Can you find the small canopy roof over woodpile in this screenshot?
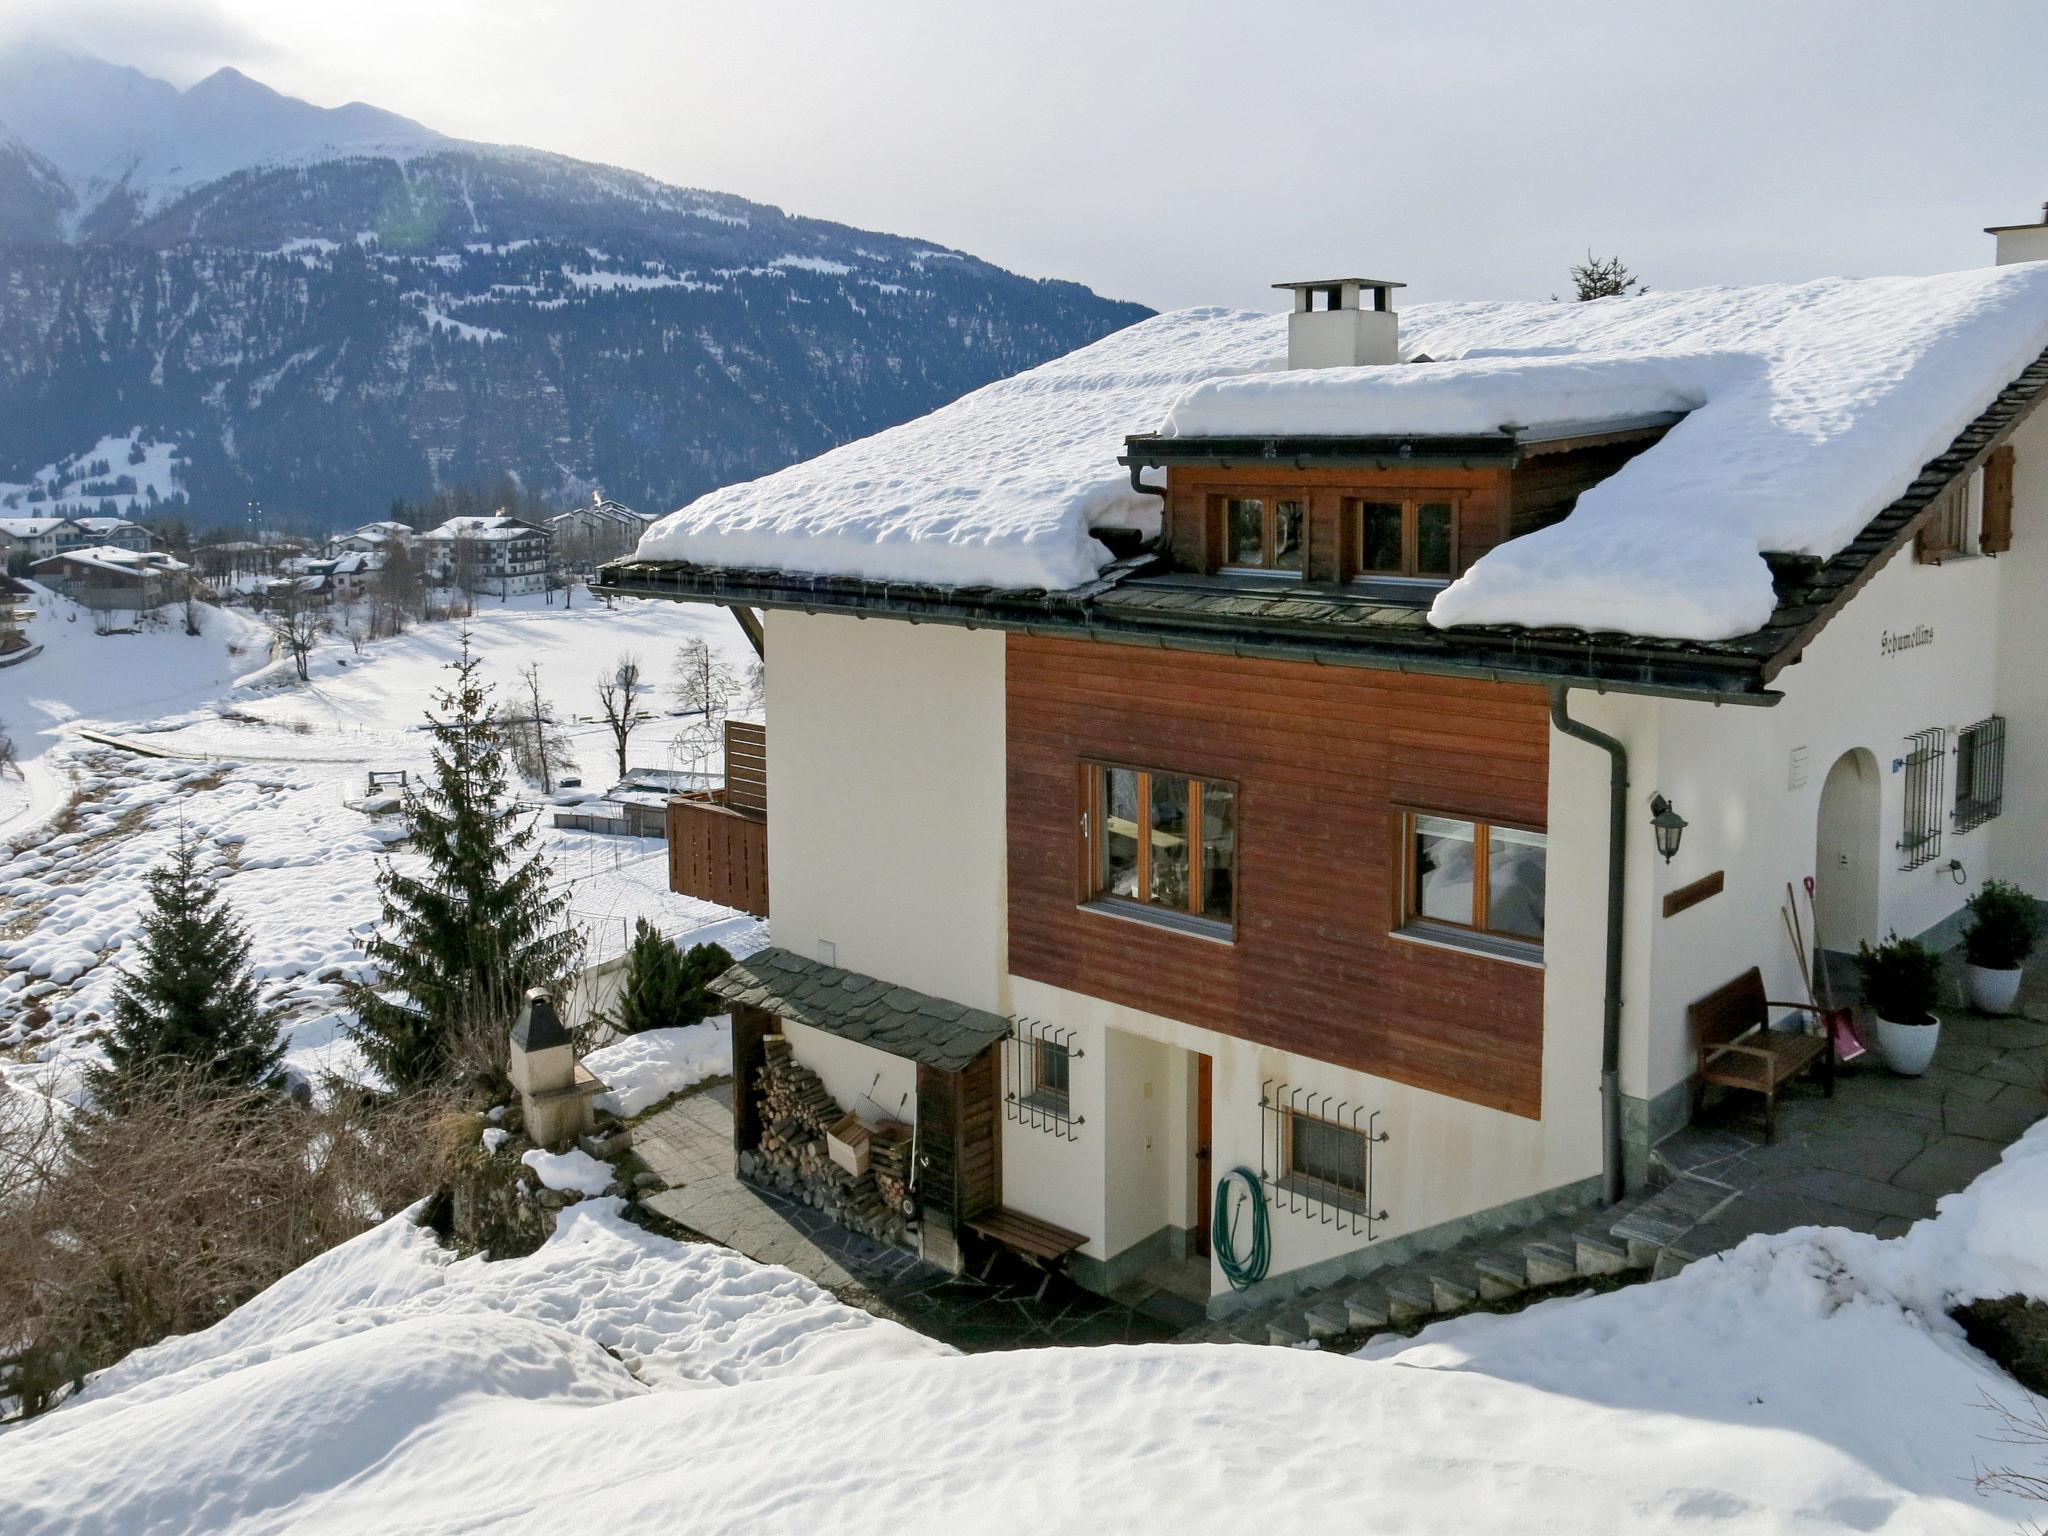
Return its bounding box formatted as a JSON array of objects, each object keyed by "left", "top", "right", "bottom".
[{"left": 709, "top": 947, "right": 1008, "bottom": 1072}]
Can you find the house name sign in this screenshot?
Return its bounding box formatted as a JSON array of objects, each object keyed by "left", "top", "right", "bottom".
[{"left": 1879, "top": 624, "right": 1934, "bottom": 658}]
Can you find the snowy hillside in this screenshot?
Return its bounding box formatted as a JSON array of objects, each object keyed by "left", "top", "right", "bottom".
[
  {"left": 2, "top": 1122, "right": 2044, "bottom": 1532},
  {"left": 0, "top": 592, "right": 764, "bottom": 1100}
]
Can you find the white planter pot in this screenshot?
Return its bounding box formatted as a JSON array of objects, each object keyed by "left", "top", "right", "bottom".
[
  {"left": 1871, "top": 1011, "right": 1941, "bottom": 1076},
  {"left": 1968, "top": 963, "right": 2025, "bottom": 1016}
]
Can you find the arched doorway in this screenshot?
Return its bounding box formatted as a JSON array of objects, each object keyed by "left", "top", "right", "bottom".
[{"left": 1813, "top": 748, "right": 1881, "bottom": 962}]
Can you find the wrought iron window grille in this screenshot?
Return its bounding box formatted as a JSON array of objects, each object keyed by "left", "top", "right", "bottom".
[
  {"left": 1003, "top": 1019, "right": 1083, "bottom": 1139},
  {"left": 1258, "top": 1080, "right": 1389, "bottom": 1239},
  {"left": 1896, "top": 727, "right": 1946, "bottom": 871},
  {"left": 1954, "top": 715, "right": 2007, "bottom": 833}
]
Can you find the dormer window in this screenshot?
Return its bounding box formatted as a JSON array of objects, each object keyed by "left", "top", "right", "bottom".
[
  {"left": 1222, "top": 497, "right": 1305, "bottom": 574},
  {"left": 1353, "top": 496, "right": 1457, "bottom": 581}
]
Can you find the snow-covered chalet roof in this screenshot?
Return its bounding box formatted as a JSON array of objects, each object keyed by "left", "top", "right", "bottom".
[
  {"left": 635, "top": 265, "right": 2048, "bottom": 643},
  {"left": 32, "top": 545, "right": 186, "bottom": 576}
]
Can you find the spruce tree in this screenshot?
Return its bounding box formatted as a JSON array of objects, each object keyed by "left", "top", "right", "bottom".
[
  {"left": 347, "top": 635, "right": 580, "bottom": 1089},
  {"left": 616, "top": 920, "right": 686, "bottom": 1034},
  {"left": 88, "top": 828, "right": 283, "bottom": 1109},
  {"left": 615, "top": 927, "right": 733, "bottom": 1034}
]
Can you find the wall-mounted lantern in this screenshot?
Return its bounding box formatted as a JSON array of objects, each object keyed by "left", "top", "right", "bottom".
[{"left": 1649, "top": 795, "right": 1688, "bottom": 864}]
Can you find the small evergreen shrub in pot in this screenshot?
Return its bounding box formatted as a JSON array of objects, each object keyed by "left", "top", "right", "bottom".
[
  {"left": 1855, "top": 932, "right": 1943, "bottom": 1076},
  {"left": 1962, "top": 879, "right": 2040, "bottom": 1016}
]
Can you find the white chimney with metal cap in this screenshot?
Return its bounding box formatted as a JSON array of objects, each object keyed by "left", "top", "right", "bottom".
[
  {"left": 1274, "top": 277, "right": 1403, "bottom": 369},
  {"left": 1988, "top": 204, "right": 2048, "bottom": 266}
]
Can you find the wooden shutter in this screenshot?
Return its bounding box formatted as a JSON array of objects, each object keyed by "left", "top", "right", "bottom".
[{"left": 1982, "top": 444, "right": 2016, "bottom": 554}]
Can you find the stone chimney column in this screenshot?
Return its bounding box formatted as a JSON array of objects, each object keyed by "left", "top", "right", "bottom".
[{"left": 508, "top": 988, "right": 598, "bottom": 1148}]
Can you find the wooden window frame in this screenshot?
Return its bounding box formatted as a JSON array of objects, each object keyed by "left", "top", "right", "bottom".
[
  {"left": 1030, "top": 1038, "right": 1071, "bottom": 1114},
  {"left": 1215, "top": 494, "right": 1308, "bottom": 576},
  {"left": 1393, "top": 807, "right": 1546, "bottom": 961},
  {"left": 1347, "top": 493, "right": 1463, "bottom": 582},
  {"left": 1916, "top": 473, "right": 1979, "bottom": 565},
  {"left": 1080, "top": 760, "right": 1239, "bottom": 939},
  {"left": 1282, "top": 1107, "right": 1369, "bottom": 1201}
]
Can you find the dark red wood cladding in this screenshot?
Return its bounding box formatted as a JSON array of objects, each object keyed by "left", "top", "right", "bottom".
[{"left": 1006, "top": 634, "right": 1551, "bottom": 1118}]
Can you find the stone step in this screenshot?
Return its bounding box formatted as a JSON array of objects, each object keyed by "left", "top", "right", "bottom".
[
  {"left": 1572, "top": 1228, "right": 1632, "bottom": 1278},
  {"left": 1341, "top": 1283, "right": 1391, "bottom": 1331},
  {"left": 1522, "top": 1239, "right": 1581, "bottom": 1288},
  {"left": 1382, "top": 1272, "right": 1440, "bottom": 1324},
  {"left": 1471, "top": 1249, "right": 1532, "bottom": 1300},
  {"left": 1265, "top": 1314, "right": 1309, "bottom": 1347},
  {"left": 1304, "top": 1296, "right": 1354, "bottom": 1340},
  {"left": 1428, "top": 1271, "right": 1480, "bottom": 1313},
  {"left": 1609, "top": 1173, "right": 1737, "bottom": 1255}
]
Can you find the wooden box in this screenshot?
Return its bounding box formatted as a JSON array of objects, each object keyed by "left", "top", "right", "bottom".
[{"left": 826, "top": 1112, "right": 873, "bottom": 1176}]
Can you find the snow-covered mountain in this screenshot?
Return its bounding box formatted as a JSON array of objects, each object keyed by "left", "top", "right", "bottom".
[
  {"left": 0, "top": 42, "right": 1149, "bottom": 528},
  {"left": 0, "top": 40, "right": 442, "bottom": 241}
]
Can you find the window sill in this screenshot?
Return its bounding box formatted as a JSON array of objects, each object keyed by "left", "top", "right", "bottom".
[
  {"left": 1012, "top": 1090, "right": 1074, "bottom": 1119},
  {"left": 1389, "top": 920, "right": 1544, "bottom": 969},
  {"left": 1217, "top": 566, "right": 1305, "bottom": 582},
  {"left": 1272, "top": 1172, "right": 1374, "bottom": 1217},
  {"left": 1079, "top": 897, "right": 1235, "bottom": 945}
]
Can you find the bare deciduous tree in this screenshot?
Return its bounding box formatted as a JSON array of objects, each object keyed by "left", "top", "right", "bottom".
[
  {"left": 595, "top": 653, "right": 648, "bottom": 780},
  {"left": 505, "top": 663, "right": 575, "bottom": 794},
  {"left": 267, "top": 581, "right": 322, "bottom": 683},
  {"left": 668, "top": 638, "right": 740, "bottom": 788}
]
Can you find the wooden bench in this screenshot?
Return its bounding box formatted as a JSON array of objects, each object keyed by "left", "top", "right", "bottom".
[
  {"left": 1687, "top": 967, "right": 1835, "bottom": 1139},
  {"left": 965, "top": 1207, "right": 1088, "bottom": 1300}
]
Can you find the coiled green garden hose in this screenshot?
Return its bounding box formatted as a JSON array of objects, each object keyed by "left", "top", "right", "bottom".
[{"left": 1213, "top": 1166, "right": 1270, "bottom": 1290}]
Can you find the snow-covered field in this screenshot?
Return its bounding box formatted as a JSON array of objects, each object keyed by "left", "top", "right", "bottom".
[
  {"left": 3, "top": 1112, "right": 2044, "bottom": 1532},
  {"left": 0, "top": 588, "right": 764, "bottom": 1102}
]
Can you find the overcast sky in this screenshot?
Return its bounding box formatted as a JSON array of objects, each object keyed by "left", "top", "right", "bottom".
[{"left": 4, "top": 0, "right": 2044, "bottom": 312}]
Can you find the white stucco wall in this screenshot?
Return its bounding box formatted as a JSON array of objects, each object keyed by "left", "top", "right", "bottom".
[
  {"left": 764, "top": 611, "right": 1008, "bottom": 1011},
  {"left": 1001, "top": 972, "right": 1599, "bottom": 1293},
  {"left": 781, "top": 1020, "right": 918, "bottom": 1127}
]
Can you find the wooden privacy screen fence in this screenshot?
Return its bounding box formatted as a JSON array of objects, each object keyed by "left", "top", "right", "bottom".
[{"left": 665, "top": 720, "right": 770, "bottom": 917}]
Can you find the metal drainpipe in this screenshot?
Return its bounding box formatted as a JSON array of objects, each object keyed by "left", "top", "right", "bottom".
[{"left": 1548, "top": 683, "right": 1628, "bottom": 1205}]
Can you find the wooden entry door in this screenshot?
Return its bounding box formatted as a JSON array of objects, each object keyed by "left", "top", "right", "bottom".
[{"left": 1193, "top": 1053, "right": 1214, "bottom": 1256}]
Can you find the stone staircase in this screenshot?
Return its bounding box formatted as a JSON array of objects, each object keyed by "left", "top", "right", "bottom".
[{"left": 1180, "top": 1169, "right": 1740, "bottom": 1348}]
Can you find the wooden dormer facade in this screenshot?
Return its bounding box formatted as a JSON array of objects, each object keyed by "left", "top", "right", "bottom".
[{"left": 1130, "top": 427, "right": 1672, "bottom": 590}]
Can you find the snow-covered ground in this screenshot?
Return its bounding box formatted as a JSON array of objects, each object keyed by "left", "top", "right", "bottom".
[
  {"left": 0, "top": 588, "right": 763, "bottom": 1103},
  {"left": 3, "top": 1114, "right": 2045, "bottom": 1532}
]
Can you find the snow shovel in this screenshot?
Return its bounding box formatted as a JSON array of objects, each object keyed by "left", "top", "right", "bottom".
[{"left": 1801, "top": 874, "right": 1868, "bottom": 1063}]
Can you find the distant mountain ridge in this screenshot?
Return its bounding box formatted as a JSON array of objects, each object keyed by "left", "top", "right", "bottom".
[{"left": 0, "top": 42, "right": 1150, "bottom": 529}]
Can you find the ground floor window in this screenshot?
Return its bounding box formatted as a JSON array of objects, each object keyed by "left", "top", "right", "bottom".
[
  {"left": 1955, "top": 715, "right": 2006, "bottom": 832},
  {"left": 1398, "top": 810, "right": 1546, "bottom": 954},
  {"left": 1085, "top": 762, "right": 1237, "bottom": 935},
  {"left": 1003, "top": 1021, "right": 1082, "bottom": 1138},
  {"left": 1258, "top": 1082, "right": 1388, "bottom": 1238}
]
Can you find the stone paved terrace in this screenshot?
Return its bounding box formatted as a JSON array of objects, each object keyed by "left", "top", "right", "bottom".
[
  {"left": 635, "top": 1082, "right": 1195, "bottom": 1351},
  {"left": 1635, "top": 963, "right": 2048, "bottom": 1263}
]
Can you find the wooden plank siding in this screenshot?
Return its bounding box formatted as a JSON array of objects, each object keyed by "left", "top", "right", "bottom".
[
  {"left": 1164, "top": 465, "right": 1512, "bottom": 582},
  {"left": 723, "top": 720, "right": 769, "bottom": 816},
  {"left": 1005, "top": 633, "right": 1551, "bottom": 1118},
  {"left": 666, "top": 797, "right": 770, "bottom": 917},
  {"left": 914, "top": 1048, "right": 1003, "bottom": 1224}
]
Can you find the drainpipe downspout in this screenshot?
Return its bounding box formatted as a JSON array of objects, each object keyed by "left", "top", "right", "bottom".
[{"left": 1548, "top": 684, "right": 1627, "bottom": 1206}]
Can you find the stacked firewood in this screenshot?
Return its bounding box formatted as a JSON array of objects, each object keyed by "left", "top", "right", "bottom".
[
  {"left": 740, "top": 1037, "right": 918, "bottom": 1250},
  {"left": 870, "top": 1123, "right": 914, "bottom": 1219}
]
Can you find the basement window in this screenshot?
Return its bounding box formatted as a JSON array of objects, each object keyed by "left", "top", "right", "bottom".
[
  {"left": 1083, "top": 763, "right": 1237, "bottom": 936},
  {"left": 1396, "top": 811, "right": 1546, "bottom": 959},
  {"left": 1005, "top": 1020, "right": 1082, "bottom": 1138},
  {"left": 1287, "top": 1110, "right": 1369, "bottom": 1196}
]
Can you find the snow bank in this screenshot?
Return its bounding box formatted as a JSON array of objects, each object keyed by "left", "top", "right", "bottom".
[
  {"left": 586, "top": 1019, "right": 731, "bottom": 1117},
  {"left": 7, "top": 1127, "right": 2048, "bottom": 1531},
  {"left": 635, "top": 307, "right": 1283, "bottom": 590},
  {"left": 1170, "top": 266, "right": 2048, "bottom": 639},
  {"left": 521, "top": 1146, "right": 614, "bottom": 1196}
]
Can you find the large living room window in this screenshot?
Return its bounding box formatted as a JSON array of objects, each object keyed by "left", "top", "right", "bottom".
[
  {"left": 1222, "top": 497, "right": 1306, "bottom": 574},
  {"left": 1352, "top": 497, "right": 1456, "bottom": 581},
  {"left": 1086, "top": 763, "right": 1237, "bottom": 935},
  {"left": 1398, "top": 810, "right": 1546, "bottom": 957}
]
